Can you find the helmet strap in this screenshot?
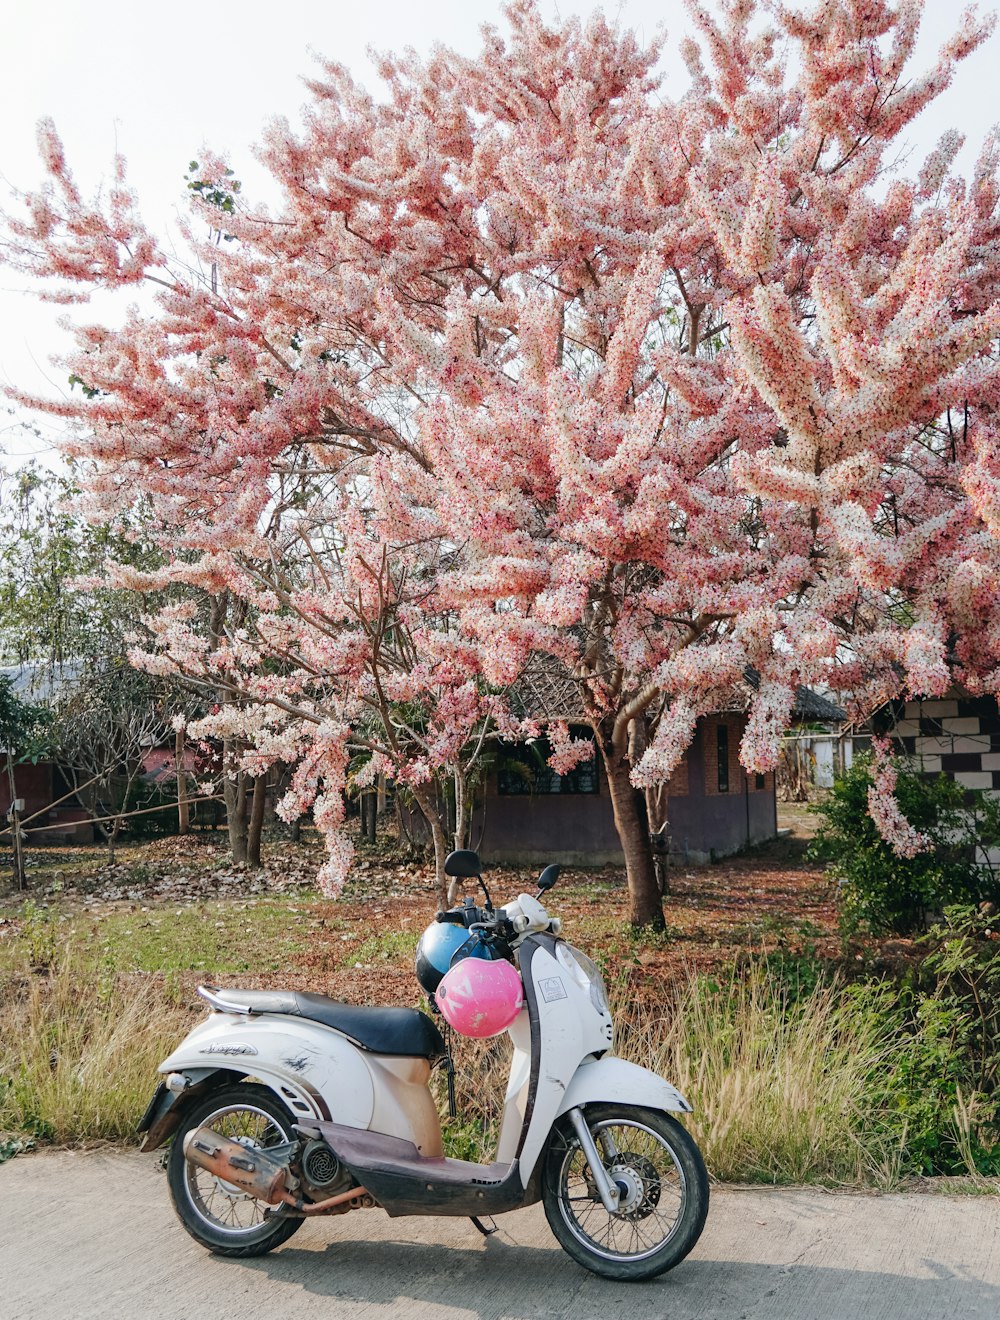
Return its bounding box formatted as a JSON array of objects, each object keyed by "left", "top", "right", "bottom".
[{"left": 442, "top": 1020, "right": 458, "bottom": 1120}]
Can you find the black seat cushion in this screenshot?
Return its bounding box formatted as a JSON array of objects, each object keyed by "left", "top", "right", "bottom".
[{"left": 210, "top": 988, "right": 446, "bottom": 1059}]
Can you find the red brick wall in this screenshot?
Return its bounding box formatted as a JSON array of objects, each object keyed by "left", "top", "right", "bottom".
[{"left": 667, "top": 754, "right": 690, "bottom": 797}]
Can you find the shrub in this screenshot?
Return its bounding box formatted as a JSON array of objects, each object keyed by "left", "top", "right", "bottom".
[{"left": 809, "top": 756, "right": 1000, "bottom": 935}]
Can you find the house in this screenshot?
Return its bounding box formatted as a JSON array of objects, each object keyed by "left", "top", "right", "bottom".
[
  {"left": 876, "top": 691, "right": 1000, "bottom": 870},
  {"left": 0, "top": 661, "right": 94, "bottom": 843},
  {"left": 471, "top": 679, "right": 846, "bottom": 867}
]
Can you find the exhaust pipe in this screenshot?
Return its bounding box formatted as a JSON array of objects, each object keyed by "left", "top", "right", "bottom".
[
  {"left": 183, "top": 1127, "right": 293, "bottom": 1205},
  {"left": 182, "top": 1126, "right": 372, "bottom": 1216}
]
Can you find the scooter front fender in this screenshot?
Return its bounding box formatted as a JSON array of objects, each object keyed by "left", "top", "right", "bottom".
[{"left": 556, "top": 1056, "right": 692, "bottom": 1119}]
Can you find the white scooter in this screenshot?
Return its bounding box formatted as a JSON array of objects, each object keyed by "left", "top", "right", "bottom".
[{"left": 139, "top": 851, "right": 709, "bottom": 1281}]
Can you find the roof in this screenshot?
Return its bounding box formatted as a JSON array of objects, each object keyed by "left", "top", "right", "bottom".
[
  {"left": 790, "top": 686, "right": 847, "bottom": 722},
  {"left": 0, "top": 660, "right": 84, "bottom": 707},
  {"left": 509, "top": 656, "right": 846, "bottom": 725},
  {"left": 743, "top": 667, "right": 846, "bottom": 722}
]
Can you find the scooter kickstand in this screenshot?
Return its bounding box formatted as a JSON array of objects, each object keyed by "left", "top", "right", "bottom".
[{"left": 470, "top": 1215, "right": 499, "bottom": 1237}]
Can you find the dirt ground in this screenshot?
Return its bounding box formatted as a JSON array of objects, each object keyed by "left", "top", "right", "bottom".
[{"left": 1, "top": 802, "right": 838, "bottom": 1009}]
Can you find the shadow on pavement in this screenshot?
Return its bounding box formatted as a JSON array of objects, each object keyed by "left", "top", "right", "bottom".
[{"left": 239, "top": 1232, "right": 1000, "bottom": 1319}]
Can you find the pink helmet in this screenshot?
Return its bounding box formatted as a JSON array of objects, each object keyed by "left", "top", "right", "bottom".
[{"left": 434, "top": 956, "right": 524, "bottom": 1038}]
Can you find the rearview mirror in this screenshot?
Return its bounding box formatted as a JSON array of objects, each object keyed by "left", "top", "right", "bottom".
[
  {"left": 444, "top": 849, "right": 482, "bottom": 878},
  {"left": 537, "top": 863, "right": 561, "bottom": 892}
]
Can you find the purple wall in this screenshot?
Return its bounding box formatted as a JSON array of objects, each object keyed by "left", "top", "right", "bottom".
[
  {"left": 474, "top": 757, "right": 623, "bottom": 866},
  {"left": 665, "top": 723, "right": 777, "bottom": 864},
  {"left": 474, "top": 719, "right": 777, "bottom": 868}
]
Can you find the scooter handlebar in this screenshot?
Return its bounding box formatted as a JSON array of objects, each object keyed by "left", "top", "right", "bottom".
[{"left": 435, "top": 909, "right": 468, "bottom": 925}]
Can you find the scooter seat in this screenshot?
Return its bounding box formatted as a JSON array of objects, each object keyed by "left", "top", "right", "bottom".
[{"left": 208, "top": 988, "right": 447, "bottom": 1059}]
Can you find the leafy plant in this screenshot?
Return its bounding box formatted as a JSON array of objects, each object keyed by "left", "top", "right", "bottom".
[
  {"left": 810, "top": 756, "right": 1000, "bottom": 935},
  {"left": 18, "top": 901, "right": 58, "bottom": 972},
  {"left": 0, "top": 1137, "right": 33, "bottom": 1164}
]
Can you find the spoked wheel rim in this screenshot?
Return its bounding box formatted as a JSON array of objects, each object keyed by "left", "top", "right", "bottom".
[
  {"left": 183, "top": 1102, "right": 291, "bottom": 1237},
  {"left": 555, "top": 1118, "right": 687, "bottom": 1262}
]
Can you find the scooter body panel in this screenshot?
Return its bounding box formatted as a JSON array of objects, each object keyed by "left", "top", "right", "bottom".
[
  {"left": 159, "top": 1011, "right": 446, "bottom": 1154},
  {"left": 513, "top": 937, "right": 616, "bottom": 1184},
  {"left": 158, "top": 1011, "right": 377, "bottom": 1129}
]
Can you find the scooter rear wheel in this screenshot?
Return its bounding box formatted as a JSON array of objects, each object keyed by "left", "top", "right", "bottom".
[
  {"left": 542, "top": 1103, "right": 709, "bottom": 1281},
  {"left": 167, "top": 1082, "right": 304, "bottom": 1257}
]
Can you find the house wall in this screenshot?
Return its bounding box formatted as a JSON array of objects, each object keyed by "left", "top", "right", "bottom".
[
  {"left": 475, "top": 756, "right": 624, "bottom": 866},
  {"left": 666, "top": 718, "right": 776, "bottom": 864},
  {"left": 476, "top": 713, "right": 778, "bottom": 868},
  {"left": 0, "top": 757, "right": 93, "bottom": 843},
  {"left": 887, "top": 695, "right": 1000, "bottom": 869},
  {"left": 0, "top": 759, "right": 53, "bottom": 818}
]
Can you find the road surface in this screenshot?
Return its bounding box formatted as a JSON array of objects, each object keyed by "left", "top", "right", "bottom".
[{"left": 2, "top": 1149, "right": 998, "bottom": 1319}]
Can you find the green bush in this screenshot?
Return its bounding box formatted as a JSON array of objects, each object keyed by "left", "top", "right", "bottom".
[
  {"left": 809, "top": 756, "right": 1000, "bottom": 935},
  {"left": 855, "top": 905, "right": 1000, "bottom": 1177}
]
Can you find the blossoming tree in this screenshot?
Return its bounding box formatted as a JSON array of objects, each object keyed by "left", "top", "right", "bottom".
[{"left": 4, "top": 0, "right": 1000, "bottom": 925}]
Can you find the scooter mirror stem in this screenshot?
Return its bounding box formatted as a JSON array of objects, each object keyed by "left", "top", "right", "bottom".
[{"left": 477, "top": 875, "right": 494, "bottom": 911}]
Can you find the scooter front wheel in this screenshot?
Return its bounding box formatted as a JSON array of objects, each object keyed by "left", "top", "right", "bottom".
[
  {"left": 167, "top": 1082, "right": 304, "bottom": 1257},
  {"left": 542, "top": 1103, "right": 709, "bottom": 1281}
]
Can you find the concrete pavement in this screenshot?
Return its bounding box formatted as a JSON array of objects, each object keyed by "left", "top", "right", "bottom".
[{"left": 1, "top": 1149, "right": 999, "bottom": 1319}]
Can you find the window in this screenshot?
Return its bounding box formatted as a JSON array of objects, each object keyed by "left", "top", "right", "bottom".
[
  {"left": 497, "top": 732, "right": 599, "bottom": 796},
  {"left": 755, "top": 772, "right": 766, "bottom": 791},
  {"left": 717, "top": 724, "right": 730, "bottom": 794}
]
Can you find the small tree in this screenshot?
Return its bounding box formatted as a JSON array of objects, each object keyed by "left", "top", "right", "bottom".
[
  {"left": 52, "top": 664, "right": 164, "bottom": 861},
  {"left": 0, "top": 676, "right": 52, "bottom": 889}
]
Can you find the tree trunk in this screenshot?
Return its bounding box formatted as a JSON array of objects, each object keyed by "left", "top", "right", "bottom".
[
  {"left": 223, "top": 746, "right": 248, "bottom": 866},
  {"left": 247, "top": 772, "right": 267, "bottom": 869},
  {"left": 107, "top": 813, "right": 122, "bottom": 864},
  {"left": 175, "top": 727, "right": 190, "bottom": 835},
  {"left": 395, "top": 794, "right": 414, "bottom": 853},
  {"left": 599, "top": 737, "right": 665, "bottom": 929},
  {"left": 644, "top": 787, "right": 670, "bottom": 898},
  {"left": 453, "top": 768, "right": 468, "bottom": 852},
  {"left": 411, "top": 783, "right": 449, "bottom": 909},
  {"left": 361, "top": 791, "right": 377, "bottom": 844}
]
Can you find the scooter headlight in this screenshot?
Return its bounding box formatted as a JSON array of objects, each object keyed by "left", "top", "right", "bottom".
[{"left": 555, "top": 942, "right": 610, "bottom": 1014}]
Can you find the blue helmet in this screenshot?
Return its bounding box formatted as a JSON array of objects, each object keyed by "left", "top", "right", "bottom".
[{"left": 415, "top": 919, "right": 492, "bottom": 996}]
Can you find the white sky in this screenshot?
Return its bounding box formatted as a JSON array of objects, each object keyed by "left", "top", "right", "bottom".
[{"left": 1, "top": 0, "right": 996, "bottom": 467}]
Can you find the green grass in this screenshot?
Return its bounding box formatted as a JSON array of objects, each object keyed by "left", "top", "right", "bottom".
[
  {"left": 345, "top": 928, "right": 419, "bottom": 969},
  {"left": 1, "top": 898, "right": 318, "bottom": 978}
]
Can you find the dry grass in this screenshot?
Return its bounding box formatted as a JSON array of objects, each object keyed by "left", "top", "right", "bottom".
[
  {"left": 0, "top": 957, "right": 903, "bottom": 1183},
  {"left": 0, "top": 961, "right": 193, "bottom": 1143},
  {"left": 438, "top": 968, "right": 912, "bottom": 1186},
  {"left": 615, "top": 971, "right": 907, "bottom": 1187},
  {"left": 0, "top": 934, "right": 971, "bottom": 1189}
]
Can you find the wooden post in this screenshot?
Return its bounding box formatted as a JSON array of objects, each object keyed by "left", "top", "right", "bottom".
[
  {"left": 4, "top": 755, "right": 26, "bottom": 891},
  {"left": 175, "top": 727, "right": 190, "bottom": 835}
]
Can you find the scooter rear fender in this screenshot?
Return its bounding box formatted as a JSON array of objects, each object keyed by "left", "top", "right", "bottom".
[{"left": 556, "top": 1056, "right": 692, "bottom": 1120}]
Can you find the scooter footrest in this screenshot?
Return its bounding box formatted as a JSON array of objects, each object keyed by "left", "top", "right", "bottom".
[
  {"left": 314, "top": 1121, "right": 507, "bottom": 1185},
  {"left": 313, "top": 1120, "right": 523, "bottom": 1217}
]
